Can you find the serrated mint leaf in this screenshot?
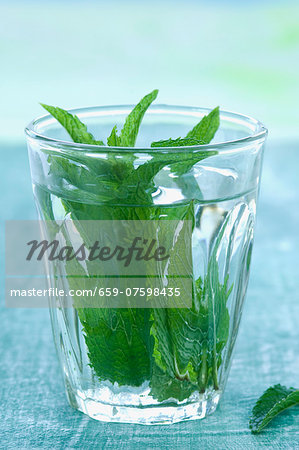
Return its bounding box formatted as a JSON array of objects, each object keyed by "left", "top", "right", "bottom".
[
  {"left": 186, "top": 106, "right": 220, "bottom": 144},
  {"left": 132, "top": 150, "right": 215, "bottom": 187},
  {"left": 151, "top": 137, "right": 204, "bottom": 147},
  {"left": 78, "top": 306, "right": 154, "bottom": 386},
  {"left": 150, "top": 107, "right": 219, "bottom": 176},
  {"left": 119, "top": 89, "right": 158, "bottom": 147},
  {"left": 249, "top": 384, "right": 299, "bottom": 434},
  {"left": 107, "top": 125, "right": 121, "bottom": 146},
  {"left": 47, "top": 154, "right": 119, "bottom": 203},
  {"left": 170, "top": 150, "right": 217, "bottom": 176},
  {"left": 150, "top": 204, "right": 232, "bottom": 399},
  {"left": 40, "top": 104, "right": 104, "bottom": 145},
  {"left": 149, "top": 365, "right": 197, "bottom": 402}
]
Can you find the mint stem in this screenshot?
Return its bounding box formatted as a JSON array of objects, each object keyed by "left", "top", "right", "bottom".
[{"left": 198, "top": 347, "right": 208, "bottom": 393}]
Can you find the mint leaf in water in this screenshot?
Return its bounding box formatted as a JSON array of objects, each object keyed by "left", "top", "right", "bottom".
[
  {"left": 132, "top": 150, "right": 217, "bottom": 188},
  {"left": 150, "top": 365, "right": 197, "bottom": 402},
  {"left": 249, "top": 384, "right": 299, "bottom": 434},
  {"left": 77, "top": 306, "right": 154, "bottom": 386},
  {"left": 149, "top": 204, "right": 232, "bottom": 401},
  {"left": 40, "top": 104, "right": 104, "bottom": 145}
]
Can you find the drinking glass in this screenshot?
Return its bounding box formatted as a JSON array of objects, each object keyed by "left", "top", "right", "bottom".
[{"left": 25, "top": 105, "right": 267, "bottom": 424}]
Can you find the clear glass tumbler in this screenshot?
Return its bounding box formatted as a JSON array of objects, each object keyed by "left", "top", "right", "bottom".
[{"left": 25, "top": 105, "right": 267, "bottom": 424}]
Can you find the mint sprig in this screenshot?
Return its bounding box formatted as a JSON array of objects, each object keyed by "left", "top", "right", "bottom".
[{"left": 250, "top": 384, "right": 299, "bottom": 434}]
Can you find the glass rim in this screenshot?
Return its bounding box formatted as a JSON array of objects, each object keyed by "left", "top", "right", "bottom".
[{"left": 25, "top": 104, "right": 268, "bottom": 154}]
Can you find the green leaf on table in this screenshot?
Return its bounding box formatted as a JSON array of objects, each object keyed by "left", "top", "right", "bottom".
[
  {"left": 119, "top": 89, "right": 158, "bottom": 146},
  {"left": 249, "top": 384, "right": 299, "bottom": 434},
  {"left": 186, "top": 106, "right": 220, "bottom": 144},
  {"left": 40, "top": 104, "right": 104, "bottom": 145}
]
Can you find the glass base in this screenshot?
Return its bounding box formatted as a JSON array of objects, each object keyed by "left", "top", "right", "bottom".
[{"left": 66, "top": 386, "right": 221, "bottom": 425}]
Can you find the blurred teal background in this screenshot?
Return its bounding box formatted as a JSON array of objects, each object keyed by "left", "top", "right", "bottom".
[
  {"left": 1, "top": 0, "right": 299, "bottom": 144},
  {"left": 0, "top": 1, "right": 298, "bottom": 448}
]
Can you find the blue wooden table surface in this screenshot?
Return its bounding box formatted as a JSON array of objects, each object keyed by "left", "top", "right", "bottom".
[{"left": 0, "top": 138, "right": 298, "bottom": 449}]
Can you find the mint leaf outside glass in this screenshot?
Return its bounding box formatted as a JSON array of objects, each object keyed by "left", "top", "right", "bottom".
[{"left": 250, "top": 384, "right": 299, "bottom": 434}]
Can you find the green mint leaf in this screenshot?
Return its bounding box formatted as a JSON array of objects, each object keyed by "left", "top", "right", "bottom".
[
  {"left": 170, "top": 150, "right": 217, "bottom": 176},
  {"left": 151, "top": 107, "right": 220, "bottom": 149},
  {"left": 77, "top": 306, "right": 154, "bottom": 386},
  {"left": 49, "top": 156, "right": 119, "bottom": 203},
  {"left": 119, "top": 89, "right": 158, "bottom": 147},
  {"left": 132, "top": 150, "right": 216, "bottom": 189},
  {"left": 40, "top": 104, "right": 104, "bottom": 145},
  {"left": 150, "top": 204, "right": 232, "bottom": 400},
  {"left": 38, "top": 92, "right": 227, "bottom": 401},
  {"left": 186, "top": 106, "right": 220, "bottom": 144},
  {"left": 51, "top": 198, "right": 156, "bottom": 386},
  {"left": 107, "top": 125, "right": 121, "bottom": 146},
  {"left": 150, "top": 365, "right": 197, "bottom": 402},
  {"left": 249, "top": 384, "right": 299, "bottom": 434},
  {"left": 151, "top": 137, "right": 204, "bottom": 148},
  {"left": 150, "top": 107, "right": 219, "bottom": 176}
]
